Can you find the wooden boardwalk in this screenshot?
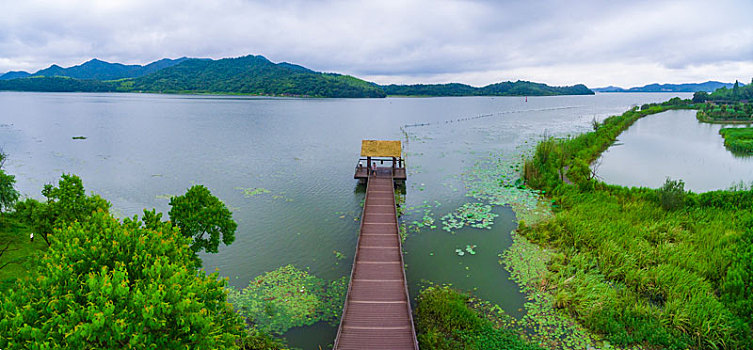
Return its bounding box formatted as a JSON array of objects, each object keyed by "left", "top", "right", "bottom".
[{"left": 333, "top": 169, "right": 418, "bottom": 350}]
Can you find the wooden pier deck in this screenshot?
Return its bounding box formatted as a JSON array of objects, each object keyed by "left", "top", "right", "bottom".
[{"left": 333, "top": 168, "right": 418, "bottom": 350}]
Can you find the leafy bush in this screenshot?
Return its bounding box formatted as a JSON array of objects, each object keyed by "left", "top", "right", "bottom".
[
  {"left": 0, "top": 211, "right": 244, "bottom": 348},
  {"left": 14, "top": 174, "right": 110, "bottom": 246},
  {"left": 0, "top": 170, "right": 17, "bottom": 213},
  {"left": 658, "top": 178, "right": 686, "bottom": 210},
  {"left": 415, "top": 285, "right": 543, "bottom": 350},
  {"left": 168, "top": 184, "right": 237, "bottom": 256}
]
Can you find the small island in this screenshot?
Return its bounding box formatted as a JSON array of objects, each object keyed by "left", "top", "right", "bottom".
[{"left": 719, "top": 127, "right": 753, "bottom": 155}]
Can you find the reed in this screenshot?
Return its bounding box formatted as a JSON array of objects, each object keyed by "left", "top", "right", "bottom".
[{"left": 521, "top": 100, "right": 753, "bottom": 349}]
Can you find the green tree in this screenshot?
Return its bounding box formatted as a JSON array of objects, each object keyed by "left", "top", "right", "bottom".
[
  {"left": 0, "top": 171, "right": 18, "bottom": 213},
  {"left": 692, "top": 91, "right": 709, "bottom": 103},
  {"left": 168, "top": 185, "right": 237, "bottom": 255},
  {"left": 0, "top": 150, "right": 19, "bottom": 213},
  {"left": 14, "top": 174, "right": 109, "bottom": 246},
  {"left": 658, "top": 177, "right": 686, "bottom": 210},
  {"left": 0, "top": 210, "right": 244, "bottom": 349}
]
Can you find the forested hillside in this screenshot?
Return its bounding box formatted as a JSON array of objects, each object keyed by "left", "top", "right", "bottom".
[
  {"left": 381, "top": 81, "right": 593, "bottom": 96},
  {"left": 126, "top": 55, "right": 386, "bottom": 98}
]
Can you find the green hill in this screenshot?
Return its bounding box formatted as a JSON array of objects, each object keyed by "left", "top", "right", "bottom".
[
  {"left": 0, "top": 54, "right": 594, "bottom": 98},
  {"left": 0, "top": 71, "right": 31, "bottom": 80},
  {"left": 0, "top": 76, "right": 115, "bottom": 92},
  {"left": 593, "top": 81, "right": 736, "bottom": 93},
  {"left": 381, "top": 80, "right": 593, "bottom": 96},
  {"left": 30, "top": 58, "right": 187, "bottom": 81},
  {"left": 126, "top": 55, "right": 386, "bottom": 98}
]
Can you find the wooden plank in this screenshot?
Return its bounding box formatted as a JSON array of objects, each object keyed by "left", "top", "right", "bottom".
[{"left": 334, "top": 170, "right": 418, "bottom": 350}]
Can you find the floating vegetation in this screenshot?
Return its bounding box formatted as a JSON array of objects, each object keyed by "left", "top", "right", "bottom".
[
  {"left": 454, "top": 245, "right": 477, "bottom": 256},
  {"left": 333, "top": 250, "right": 346, "bottom": 261},
  {"left": 465, "top": 244, "right": 477, "bottom": 255},
  {"left": 71, "top": 136, "right": 87, "bottom": 140},
  {"left": 441, "top": 202, "right": 497, "bottom": 232},
  {"left": 226, "top": 265, "right": 347, "bottom": 335},
  {"left": 402, "top": 202, "right": 438, "bottom": 233},
  {"left": 501, "top": 229, "right": 613, "bottom": 349},
  {"left": 236, "top": 187, "right": 271, "bottom": 197},
  {"left": 155, "top": 194, "right": 173, "bottom": 200},
  {"left": 271, "top": 193, "right": 294, "bottom": 202}
]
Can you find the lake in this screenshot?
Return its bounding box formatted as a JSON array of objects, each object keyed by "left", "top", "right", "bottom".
[
  {"left": 597, "top": 109, "right": 753, "bottom": 192},
  {"left": 0, "top": 91, "right": 700, "bottom": 348}
]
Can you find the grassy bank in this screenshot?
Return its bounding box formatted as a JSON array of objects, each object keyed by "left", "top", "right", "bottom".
[
  {"left": 0, "top": 214, "right": 44, "bottom": 290},
  {"left": 719, "top": 127, "right": 753, "bottom": 155},
  {"left": 521, "top": 100, "right": 753, "bottom": 349},
  {"left": 415, "top": 285, "right": 544, "bottom": 349}
]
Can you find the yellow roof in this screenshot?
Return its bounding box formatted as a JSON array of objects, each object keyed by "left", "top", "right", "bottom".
[{"left": 361, "top": 140, "right": 402, "bottom": 157}]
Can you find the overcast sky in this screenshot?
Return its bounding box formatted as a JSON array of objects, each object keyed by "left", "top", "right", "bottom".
[{"left": 1, "top": 0, "right": 751, "bottom": 88}]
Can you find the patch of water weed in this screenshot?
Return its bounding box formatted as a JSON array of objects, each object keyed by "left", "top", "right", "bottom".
[
  {"left": 441, "top": 202, "right": 497, "bottom": 232},
  {"left": 461, "top": 147, "right": 632, "bottom": 349},
  {"left": 235, "top": 186, "right": 295, "bottom": 202},
  {"left": 455, "top": 244, "right": 477, "bottom": 256},
  {"left": 333, "top": 250, "right": 346, "bottom": 261},
  {"left": 227, "top": 265, "right": 347, "bottom": 335},
  {"left": 403, "top": 201, "right": 439, "bottom": 233},
  {"left": 236, "top": 186, "right": 271, "bottom": 197}
]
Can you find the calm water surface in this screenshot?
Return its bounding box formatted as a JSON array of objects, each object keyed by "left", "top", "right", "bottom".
[
  {"left": 597, "top": 109, "right": 753, "bottom": 192},
  {"left": 1, "top": 92, "right": 696, "bottom": 348}
]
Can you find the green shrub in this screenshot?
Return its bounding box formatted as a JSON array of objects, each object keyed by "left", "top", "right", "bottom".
[
  {"left": 658, "top": 178, "right": 686, "bottom": 210},
  {"left": 415, "top": 285, "right": 543, "bottom": 350}
]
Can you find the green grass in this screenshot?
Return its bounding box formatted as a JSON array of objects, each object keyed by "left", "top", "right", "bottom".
[
  {"left": 719, "top": 127, "right": 753, "bottom": 155},
  {"left": 415, "top": 285, "right": 544, "bottom": 350},
  {"left": 0, "top": 214, "right": 45, "bottom": 290},
  {"left": 521, "top": 100, "right": 753, "bottom": 349}
]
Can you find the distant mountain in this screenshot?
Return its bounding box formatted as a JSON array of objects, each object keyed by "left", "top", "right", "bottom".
[
  {"left": 0, "top": 76, "right": 114, "bottom": 92},
  {"left": 593, "top": 81, "right": 736, "bottom": 93},
  {"left": 0, "top": 71, "right": 31, "bottom": 80},
  {"left": 381, "top": 81, "right": 594, "bottom": 96},
  {"left": 0, "top": 55, "right": 386, "bottom": 98},
  {"left": 380, "top": 83, "right": 477, "bottom": 96},
  {"left": 592, "top": 85, "right": 624, "bottom": 93},
  {"left": 126, "top": 55, "right": 386, "bottom": 97},
  {"left": 0, "top": 54, "right": 592, "bottom": 98},
  {"left": 31, "top": 58, "right": 188, "bottom": 81}
]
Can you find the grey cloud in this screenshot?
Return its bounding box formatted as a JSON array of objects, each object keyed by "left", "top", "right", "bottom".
[{"left": 0, "top": 0, "right": 751, "bottom": 87}]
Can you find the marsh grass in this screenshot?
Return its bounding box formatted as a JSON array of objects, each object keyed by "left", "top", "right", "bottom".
[
  {"left": 719, "top": 127, "right": 753, "bottom": 155},
  {"left": 520, "top": 101, "right": 753, "bottom": 349},
  {"left": 415, "top": 285, "right": 544, "bottom": 350}
]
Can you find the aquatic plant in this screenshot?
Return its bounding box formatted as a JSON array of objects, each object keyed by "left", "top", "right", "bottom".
[
  {"left": 441, "top": 202, "right": 497, "bottom": 232},
  {"left": 236, "top": 187, "right": 271, "bottom": 197},
  {"left": 227, "top": 265, "right": 347, "bottom": 334}
]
